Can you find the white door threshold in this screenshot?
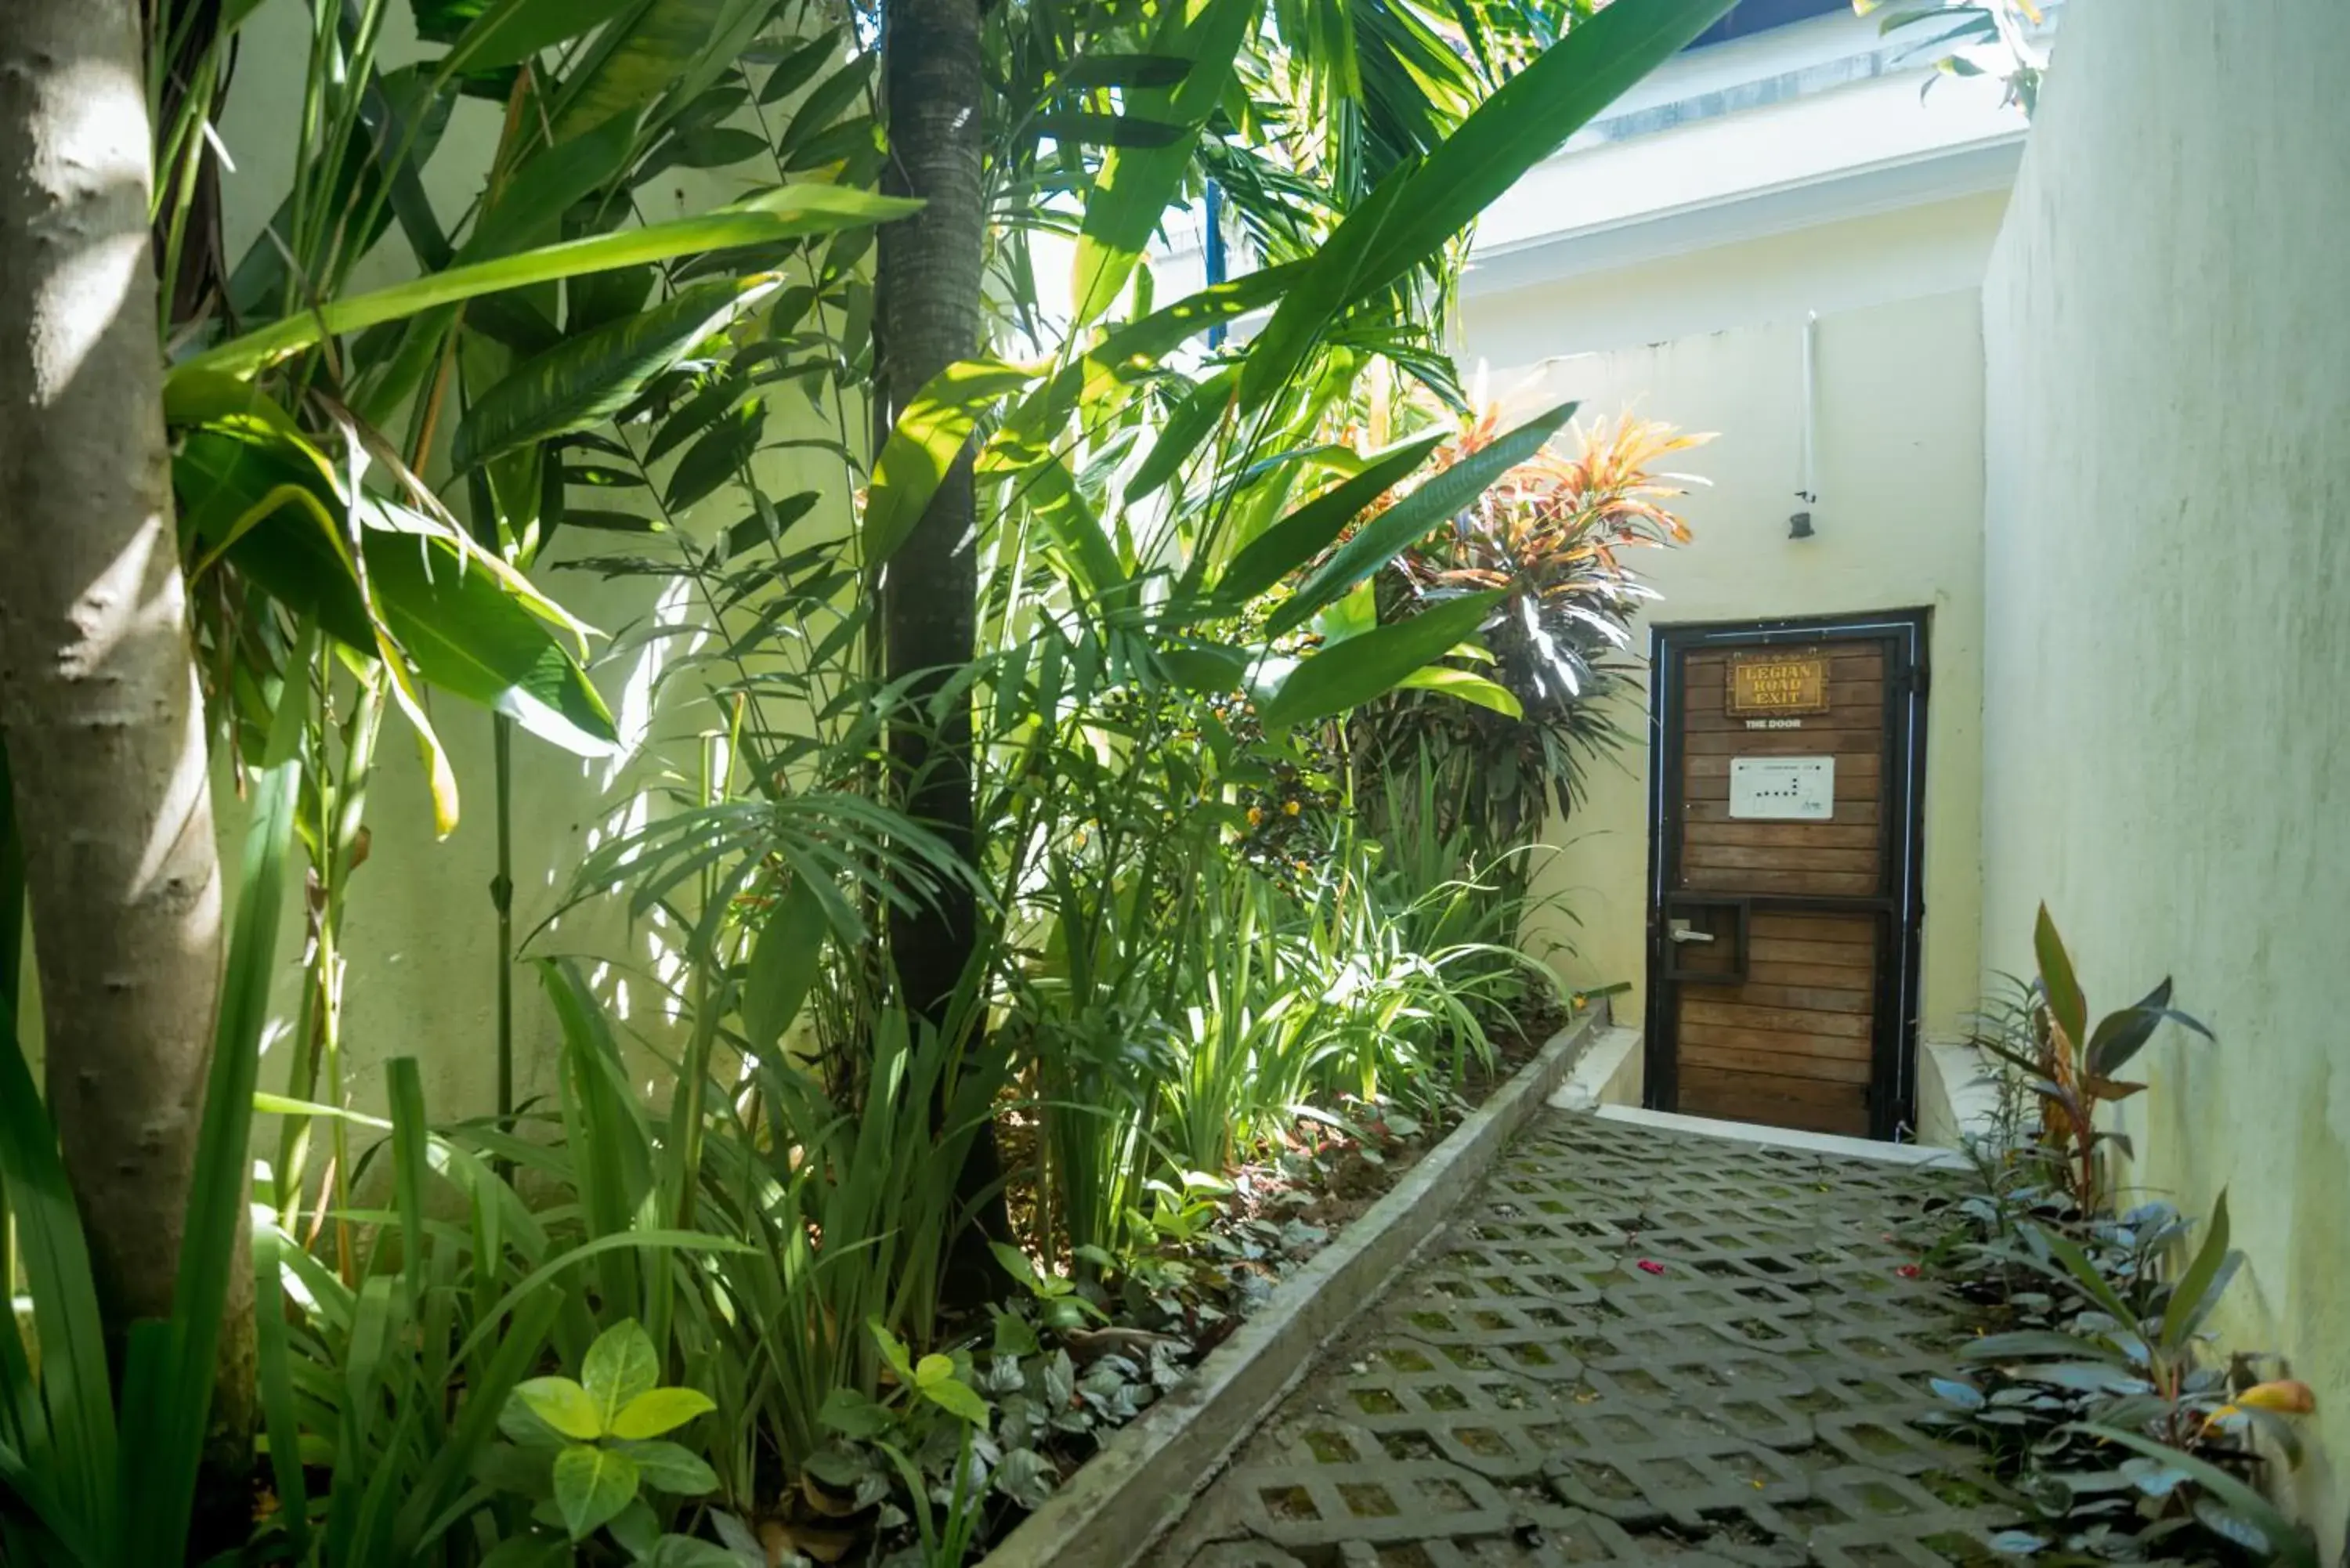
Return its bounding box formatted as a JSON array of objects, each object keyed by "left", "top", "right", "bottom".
[{"left": 1587, "top": 1103, "right": 1967, "bottom": 1169}]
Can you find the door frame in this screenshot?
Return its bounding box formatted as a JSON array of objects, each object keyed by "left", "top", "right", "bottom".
[{"left": 1640, "top": 608, "right": 1932, "bottom": 1140}]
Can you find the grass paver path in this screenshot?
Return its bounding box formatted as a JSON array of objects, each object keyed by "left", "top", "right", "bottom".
[{"left": 1150, "top": 1114, "right": 2020, "bottom": 1568}]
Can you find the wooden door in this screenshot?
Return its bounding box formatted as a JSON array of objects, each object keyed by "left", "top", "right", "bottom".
[{"left": 1643, "top": 613, "right": 1929, "bottom": 1140}]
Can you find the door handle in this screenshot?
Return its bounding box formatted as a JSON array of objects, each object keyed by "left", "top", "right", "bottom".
[{"left": 1668, "top": 921, "right": 1713, "bottom": 945}]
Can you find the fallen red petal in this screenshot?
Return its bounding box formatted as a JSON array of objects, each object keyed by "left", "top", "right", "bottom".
[{"left": 1636, "top": 1259, "right": 1666, "bottom": 1275}]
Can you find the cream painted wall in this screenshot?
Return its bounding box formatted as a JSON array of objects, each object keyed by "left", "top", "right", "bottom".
[
  {"left": 1460, "top": 191, "right": 2009, "bottom": 357},
  {"left": 1462, "top": 290, "right": 1987, "bottom": 1082},
  {"left": 202, "top": 2, "right": 859, "bottom": 1118},
  {"left": 1979, "top": 0, "right": 2350, "bottom": 1549}
]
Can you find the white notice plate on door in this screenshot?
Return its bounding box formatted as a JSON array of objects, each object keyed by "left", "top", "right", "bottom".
[{"left": 1728, "top": 756, "right": 1835, "bottom": 820}]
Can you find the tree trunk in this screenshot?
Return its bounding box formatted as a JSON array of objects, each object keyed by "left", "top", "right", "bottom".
[
  {"left": 0, "top": 0, "right": 251, "bottom": 1460},
  {"left": 877, "top": 0, "right": 1008, "bottom": 1305}
]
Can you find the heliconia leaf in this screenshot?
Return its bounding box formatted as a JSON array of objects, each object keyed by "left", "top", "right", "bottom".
[
  {"left": 2033, "top": 904, "right": 2088, "bottom": 1053},
  {"left": 1394, "top": 665, "right": 1523, "bottom": 717},
  {"left": 864, "top": 357, "right": 1041, "bottom": 565},
  {"left": 454, "top": 277, "right": 778, "bottom": 468},
  {"left": 438, "top": 0, "right": 640, "bottom": 78},
  {"left": 1069, "top": 0, "right": 1253, "bottom": 326},
  {"left": 363, "top": 528, "right": 620, "bottom": 757},
  {"left": 1239, "top": 0, "right": 1737, "bottom": 409},
  {"left": 552, "top": 1443, "right": 641, "bottom": 1541},
  {"left": 2236, "top": 1378, "right": 2316, "bottom": 1414},
  {"left": 2160, "top": 1190, "right": 2234, "bottom": 1353},
  {"left": 1209, "top": 433, "right": 1442, "bottom": 612},
  {"left": 1269, "top": 398, "right": 1580, "bottom": 637},
  {"left": 1259, "top": 591, "right": 1502, "bottom": 730},
  {"left": 178, "top": 186, "right": 920, "bottom": 381}
]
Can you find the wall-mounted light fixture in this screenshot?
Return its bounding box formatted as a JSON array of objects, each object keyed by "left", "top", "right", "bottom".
[{"left": 1791, "top": 309, "right": 1819, "bottom": 540}]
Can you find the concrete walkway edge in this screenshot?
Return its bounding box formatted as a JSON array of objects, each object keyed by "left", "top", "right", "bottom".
[{"left": 975, "top": 1005, "right": 1611, "bottom": 1568}]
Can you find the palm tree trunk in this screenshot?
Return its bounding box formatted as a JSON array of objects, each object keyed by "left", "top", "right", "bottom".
[
  {"left": 0, "top": 0, "right": 249, "bottom": 1443},
  {"left": 877, "top": 0, "right": 1008, "bottom": 1303}
]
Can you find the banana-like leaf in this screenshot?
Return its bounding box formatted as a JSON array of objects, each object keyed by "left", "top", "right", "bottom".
[
  {"left": 1395, "top": 665, "right": 1524, "bottom": 717},
  {"left": 180, "top": 187, "right": 919, "bottom": 381},
  {"left": 864, "top": 358, "right": 1041, "bottom": 566},
  {"left": 1269, "top": 399, "right": 1579, "bottom": 636},
  {"left": 1239, "top": 0, "right": 1737, "bottom": 408},
  {"left": 454, "top": 276, "right": 779, "bottom": 468},
  {"left": 1069, "top": 0, "right": 1254, "bottom": 326},
  {"left": 439, "top": 0, "right": 641, "bottom": 78},
  {"left": 1259, "top": 591, "right": 1502, "bottom": 730},
  {"left": 364, "top": 529, "right": 620, "bottom": 757}
]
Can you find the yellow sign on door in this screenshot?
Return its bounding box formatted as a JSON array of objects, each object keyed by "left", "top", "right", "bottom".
[{"left": 1726, "top": 649, "right": 1830, "bottom": 716}]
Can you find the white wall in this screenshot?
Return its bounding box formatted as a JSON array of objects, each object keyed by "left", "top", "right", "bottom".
[
  {"left": 1980, "top": 0, "right": 2350, "bottom": 1548},
  {"left": 1466, "top": 289, "right": 1986, "bottom": 1057}
]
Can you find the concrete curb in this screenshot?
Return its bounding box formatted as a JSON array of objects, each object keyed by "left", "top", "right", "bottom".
[{"left": 975, "top": 1003, "right": 1608, "bottom": 1568}]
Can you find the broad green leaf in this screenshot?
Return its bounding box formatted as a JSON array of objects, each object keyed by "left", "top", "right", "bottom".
[
  {"left": 914, "top": 1353, "right": 955, "bottom": 1389},
  {"left": 1240, "top": 0, "right": 1737, "bottom": 408},
  {"left": 454, "top": 277, "right": 778, "bottom": 468},
  {"left": 864, "top": 357, "right": 1040, "bottom": 565},
  {"left": 920, "top": 1374, "right": 991, "bottom": 1427},
  {"left": 552, "top": 1443, "right": 640, "bottom": 1540},
  {"left": 609, "top": 1388, "right": 716, "bottom": 1440},
  {"left": 2034, "top": 903, "right": 2088, "bottom": 1050},
  {"left": 515, "top": 1377, "right": 606, "bottom": 1440},
  {"left": 868, "top": 1321, "right": 914, "bottom": 1383},
  {"left": 1260, "top": 591, "right": 1503, "bottom": 730},
  {"left": 439, "top": 0, "right": 640, "bottom": 77},
  {"left": 1213, "top": 433, "right": 1441, "bottom": 614},
  {"left": 1271, "top": 399, "right": 1578, "bottom": 637},
  {"left": 1069, "top": 0, "right": 1253, "bottom": 324},
  {"left": 580, "top": 1321, "right": 660, "bottom": 1429},
  {"left": 1395, "top": 665, "right": 1524, "bottom": 717},
  {"left": 816, "top": 1386, "right": 892, "bottom": 1440},
  {"left": 365, "top": 526, "right": 620, "bottom": 756},
  {"left": 179, "top": 187, "right": 920, "bottom": 381},
  {"left": 743, "top": 875, "right": 828, "bottom": 1055}
]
